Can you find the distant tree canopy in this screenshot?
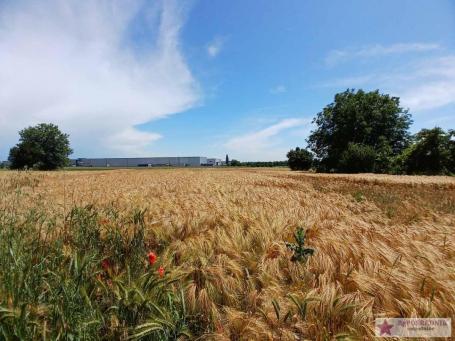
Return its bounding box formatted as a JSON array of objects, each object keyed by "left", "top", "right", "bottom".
[
  {"left": 398, "top": 128, "right": 455, "bottom": 175},
  {"left": 9, "top": 123, "right": 72, "bottom": 170},
  {"left": 307, "top": 89, "right": 412, "bottom": 173},
  {"left": 287, "top": 147, "right": 313, "bottom": 171}
]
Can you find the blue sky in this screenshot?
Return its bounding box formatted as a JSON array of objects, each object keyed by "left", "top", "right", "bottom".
[{"left": 0, "top": 0, "right": 454, "bottom": 161}]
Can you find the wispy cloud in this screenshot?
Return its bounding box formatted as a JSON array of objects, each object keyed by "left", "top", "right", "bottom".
[
  {"left": 225, "top": 118, "right": 309, "bottom": 160},
  {"left": 399, "top": 56, "right": 455, "bottom": 111},
  {"left": 105, "top": 129, "right": 162, "bottom": 155},
  {"left": 322, "top": 55, "right": 455, "bottom": 112},
  {"left": 326, "top": 42, "right": 440, "bottom": 66},
  {"left": 0, "top": 0, "right": 200, "bottom": 157},
  {"left": 269, "top": 85, "right": 287, "bottom": 94},
  {"left": 206, "top": 37, "right": 225, "bottom": 58}
]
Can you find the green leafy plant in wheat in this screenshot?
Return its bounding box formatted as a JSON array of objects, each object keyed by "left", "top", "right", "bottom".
[{"left": 285, "top": 227, "right": 314, "bottom": 262}]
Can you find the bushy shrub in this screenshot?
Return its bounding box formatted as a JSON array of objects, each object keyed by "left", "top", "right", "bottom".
[
  {"left": 449, "top": 130, "right": 455, "bottom": 174},
  {"left": 287, "top": 147, "right": 313, "bottom": 171},
  {"left": 401, "top": 127, "right": 453, "bottom": 175},
  {"left": 339, "top": 143, "right": 376, "bottom": 173}
]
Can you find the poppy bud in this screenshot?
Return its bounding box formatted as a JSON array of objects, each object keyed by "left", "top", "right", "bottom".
[{"left": 158, "top": 266, "right": 165, "bottom": 277}]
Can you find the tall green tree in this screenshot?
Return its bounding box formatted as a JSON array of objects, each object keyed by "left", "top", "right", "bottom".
[
  {"left": 307, "top": 89, "right": 412, "bottom": 172},
  {"left": 400, "top": 127, "right": 454, "bottom": 175},
  {"left": 8, "top": 123, "right": 72, "bottom": 170},
  {"left": 287, "top": 147, "right": 313, "bottom": 170}
]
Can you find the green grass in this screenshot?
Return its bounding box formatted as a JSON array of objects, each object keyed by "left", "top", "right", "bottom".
[{"left": 0, "top": 203, "right": 192, "bottom": 340}]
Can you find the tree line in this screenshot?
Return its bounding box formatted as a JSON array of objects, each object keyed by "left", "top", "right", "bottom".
[
  {"left": 287, "top": 89, "right": 455, "bottom": 175},
  {"left": 228, "top": 160, "right": 288, "bottom": 167}
]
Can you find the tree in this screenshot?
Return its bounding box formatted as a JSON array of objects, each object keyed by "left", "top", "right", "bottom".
[
  {"left": 400, "top": 127, "right": 453, "bottom": 175},
  {"left": 307, "top": 89, "right": 412, "bottom": 173},
  {"left": 287, "top": 147, "right": 313, "bottom": 170},
  {"left": 8, "top": 123, "right": 72, "bottom": 170},
  {"left": 225, "top": 154, "right": 229, "bottom": 165},
  {"left": 230, "top": 159, "right": 241, "bottom": 166}
]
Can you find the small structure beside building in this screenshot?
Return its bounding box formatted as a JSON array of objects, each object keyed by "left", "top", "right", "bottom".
[{"left": 207, "top": 158, "right": 222, "bottom": 166}]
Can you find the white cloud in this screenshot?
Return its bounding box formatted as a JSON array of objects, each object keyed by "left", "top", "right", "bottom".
[
  {"left": 105, "top": 128, "right": 162, "bottom": 156},
  {"left": 322, "top": 55, "right": 455, "bottom": 112},
  {"left": 206, "top": 37, "right": 224, "bottom": 58},
  {"left": 269, "top": 85, "right": 287, "bottom": 94},
  {"left": 224, "top": 118, "right": 309, "bottom": 160},
  {"left": 326, "top": 42, "right": 440, "bottom": 66},
  {"left": 399, "top": 56, "right": 455, "bottom": 111},
  {"left": 0, "top": 0, "right": 200, "bottom": 158}
]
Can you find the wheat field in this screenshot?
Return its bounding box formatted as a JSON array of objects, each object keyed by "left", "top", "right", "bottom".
[{"left": 0, "top": 168, "right": 454, "bottom": 340}]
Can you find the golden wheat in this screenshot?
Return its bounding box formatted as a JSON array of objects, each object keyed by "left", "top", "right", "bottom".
[{"left": 1, "top": 168, "right": 454, "bottom": 340}]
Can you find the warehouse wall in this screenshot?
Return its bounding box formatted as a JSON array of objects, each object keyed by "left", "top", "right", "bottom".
[{"left": 74, "top": 157, "right": 208, "bottom": 167}]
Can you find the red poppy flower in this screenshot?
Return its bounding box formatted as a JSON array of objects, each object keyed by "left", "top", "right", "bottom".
[
  {"left": 158, "top": 266, "right": 165, "bottom": 277},
  {"left": 148, "top": 252, "right": 157, "bottom": 265},
  {"left": 101, "top": 259, "right": 110, "bottom": 271}
]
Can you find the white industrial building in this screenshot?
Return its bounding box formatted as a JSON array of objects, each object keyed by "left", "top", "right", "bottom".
[{"left": 71, "top": 156, "right": 222, "bottom": 167}]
